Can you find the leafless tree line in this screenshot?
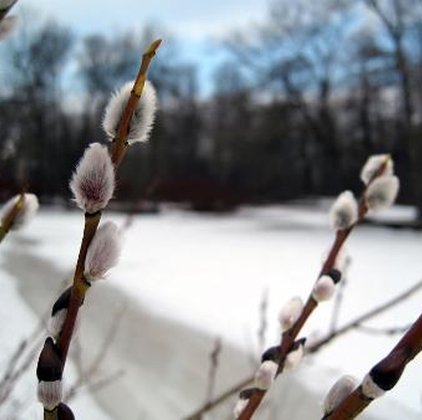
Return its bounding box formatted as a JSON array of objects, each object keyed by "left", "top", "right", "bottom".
[{"left": 0, "top": 0, "right": 421, "bottom": 218}]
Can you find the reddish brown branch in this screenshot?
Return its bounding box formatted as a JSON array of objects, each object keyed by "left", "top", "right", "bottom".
[
  {"left": 237, "top": 157, "right": 392, "bottom": 420},
  {"left": 325, "top": 310, "right": 422, "bottom": 420},
  {"left": 0, "top": 193, "right": 25, "bottom": 243}
]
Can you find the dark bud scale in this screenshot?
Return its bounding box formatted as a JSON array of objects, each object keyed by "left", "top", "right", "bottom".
[
  {"left": 327, "top": 269, "right": 342, "bottom": 284},
  {"left": 36, "top": 338, "right": 63, "bottom": 382},
  {"left": 261, "top": 346, "right": 280, "bottom": 363},
  {"left": 57, "top": 403, "right": 75, "bottom": 420},
  {"left": 239, "top": 388, "right": 255, "bottom": 400},
  {"left": 52, "top": 286, "right": 85, "bottom": 316}
]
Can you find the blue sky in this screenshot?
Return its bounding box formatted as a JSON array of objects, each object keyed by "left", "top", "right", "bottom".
[
  {"left": 7, "top": 0, "right": 270, "bottom": 96},
  {"left": 19, "top": 0, "right": 269, "bottom": 39}
]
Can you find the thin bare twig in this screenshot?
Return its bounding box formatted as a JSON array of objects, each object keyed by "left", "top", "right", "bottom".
[
  {"left": 354, "top": 324, "right": 411, "bottom": 336},
  {"left": 329, "top": 256, "right": 351, "bottom": 334},
  {"left": 203, "top": 337, "right": 222, "bottom": 410},
  {"left": 65, "top": 304, "right": 126, "bottom": 401},
  {"left": 257, "top": 289, "right": 269, "bottom": 357}
]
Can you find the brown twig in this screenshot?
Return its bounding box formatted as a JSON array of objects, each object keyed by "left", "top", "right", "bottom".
[
  {"left": 354, "top": 324, "right": 411, "bottom": 336},
  {"left": 203, "top": 337, "right": 222, "bottom": 410},
  {"left": 236, "top": 158, "right": 390, "bottom": 420},
  {"left": 0, "top": 192, "right": 25, "bottom": 244},
  {"left": 257, "top": 289, "right": 269, "bottom": 357},
  {"left": 0, "top": 309, "right": 49, "bottom": 408},
  {"left": 41, "top": 39, "right": 161, "bottom": 420},
  {"left": 65, "top": 305, "right": 126, "bottom": 401},
  {"left": 0, "top": 0, "right": 17, "bottom": 23},
  {"left": 181, "top": 277, "right": 422, "bottom": 420},
  {"left": 324, "top": 310, "right": 422, "bottom": 420}
]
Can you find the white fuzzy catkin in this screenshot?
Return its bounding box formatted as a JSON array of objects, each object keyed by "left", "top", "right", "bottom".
[
  {"left": 84, "top": 221, "right": 121, "bottom": 281},
  {"left": 0, "top": 15, "right": 17, "bottom": 40},
  {"left": 37, "top": 380, "right": 63, "bottom": 411},
  {"left": 362, "top": 373, "right": 386, "bottom": 399},
  {"left": 284, "top": 343, "right": 304, "bottom": 371},
  {"left": 365, "top": 175, "right": 399, "bottom": 211},
  {"left": 48, "top": 308, "right": 67, "bottom": 340},
  {"left": 102, "top": 80, "right": 157, "bottom": 144},
  {"left": 329, "top": 191, "right": 358, "bottom": 230},
  {"left": 279, "top": 297, "right": 304, "bottom": 332},
  {"left": 1, "top": 193, "right": 39, "bottom": 230},
  {"left": 69, "top": 143, "right": 115, "bottom": 214},
  {"left": 360, "top": 154, "right": 393, "bottom": 185},
  {"left": 233, "top": 398, "right": 249, "bottom": 418},
  {"left": 254, "top": 360, "right": 278, "bottom": 390},
  {"left": 312, "top": 275, "right": 336, "bottom": 302},
  {"left": 323, "top": 375, "right": 358, "bottom": 415}
]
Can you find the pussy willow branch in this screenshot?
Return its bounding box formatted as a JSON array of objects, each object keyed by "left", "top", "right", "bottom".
[
  {"left": 325, "top": 309, "right": 422, "bottom": 420},
  {"left": 0, "top": 192, "right": 25, "bottom": 244},
  {"left": 44, "top": 39, "right": 161, "bottom": 420},
  {"left": 237, "top": 160, "right": 390, "bottom": 420},
  {"left": 182, "top": 277, "right": 422, "bottom": 420}
]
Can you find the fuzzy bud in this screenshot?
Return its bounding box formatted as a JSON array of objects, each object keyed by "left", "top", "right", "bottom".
[
  {"left": 37, "top": 338, "right": 63, "bottom": 410},
  {"left": 69, "top": 143, "right": 115, "bottom": 214},
  {"left": 233, "top": 398, "right": 249, "bottom": 418},
  {"left": 284, "top": 342, "right": 304, "bottom": 371},
  {"left": 360, "top": 154, "right": 393, "bottom": 185},
  {"left": 1, "top": 193, "right": 39, "bottom": 230},
  {"left": 312, "top": 275, "right": 336, "bottom": 302},
  {"left": 362, "top": 373, "right": 386, "bottom": 399},
  {"left": 84, "top": 221, "right": 121, "bottom": 281},
  {"left": 365, "top": 175, "right": 399, "bottom": 211},
  {"left": 37, "top": 338, "right": 63, "bottom": 382},
  {"left": 254, "top": 360, "right": 278, "bottom": 390},
  {"left": 329, "top": 191, "right": 358, "bottom": 230},
  {"left": 49, "top": 287, "right": 84, "bottom": 339},
  {"left": 279, "top": 297, "right": 304, "bottom": 332},
  {"left": 103, "top": 80, "right": 157, "bottom": 144},
  {"left": 38, "top": 380, "right": 63, "bottom": 411},
  {"left": 323, "top": 375, "right": 358, "bottom": 415},
  {"left": 48, "top": 308, "right": 67, "bottom": 340},
  {"left": 0, "top": 15, "right": 17, "bottom": 40}
]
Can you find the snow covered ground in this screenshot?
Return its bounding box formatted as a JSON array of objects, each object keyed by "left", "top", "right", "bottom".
[{"left": 1, "top": 203, "right": 422, "bottom": 419}]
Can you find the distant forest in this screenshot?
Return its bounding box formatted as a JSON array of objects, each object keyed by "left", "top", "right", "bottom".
[{"left": 0, "top": 0, "right": 421, "bottom": 217}]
